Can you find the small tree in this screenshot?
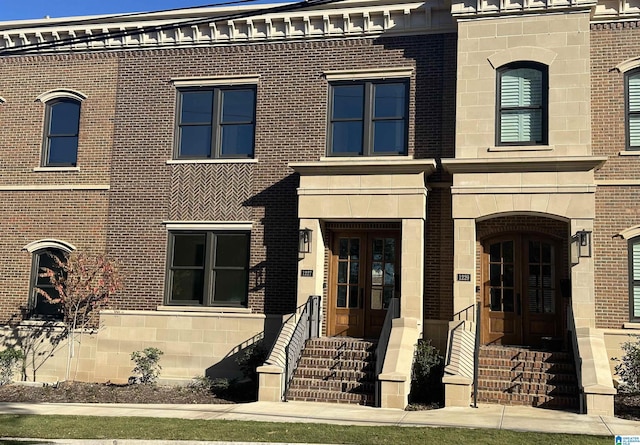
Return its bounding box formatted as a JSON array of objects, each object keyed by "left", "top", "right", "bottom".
[
  {"left": 38, "top": 251, "right": 122, "bottom": 380},
  {"left": 131, "top": 347, "right": 164, "bottom": 385},
  {"left": 0, "top": 348, "right": 24, "bottom": 385},
  {"left": 614, "top": 335, "right": 640, "bottom": 393}
]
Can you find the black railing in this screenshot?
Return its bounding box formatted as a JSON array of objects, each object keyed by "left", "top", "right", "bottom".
[
  {"left": 283, "top": 295, "right": 321, "bottom": 400},
  {"left": 473, "top": 301, "right": 481, "bottom": 408}
]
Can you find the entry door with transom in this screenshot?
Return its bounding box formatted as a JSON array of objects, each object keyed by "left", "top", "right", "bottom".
[
  {"left": 329, "top": 231, "right": 400, "bottom": 338},
  {"left": 482, "top": 235, "right": 560, "bottom": 346}
]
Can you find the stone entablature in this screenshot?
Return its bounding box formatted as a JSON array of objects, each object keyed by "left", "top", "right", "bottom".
[
  {"left": 0, "top": 0, "right": 454, "bottom": 54},
  {"left": 452, "top": 0, "right": 640, "bottom": 20}
]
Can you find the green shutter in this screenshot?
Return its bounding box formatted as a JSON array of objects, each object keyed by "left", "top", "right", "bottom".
[
  {"left": 628, "top": 74, "right": 640, "bottom": 148},
  {"left": 500, "top": 68, "right": 542, "bottom": 143},
  {"left": 633, "top": 242, "right": 640, "bottom": 318}
]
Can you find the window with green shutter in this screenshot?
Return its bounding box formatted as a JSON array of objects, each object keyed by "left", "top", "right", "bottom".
[
  {"left": 626, "top": 71, "right": 640, "bottom": 150},
  {"left": 497, "top": 62, "right": 547, "bottom": 146},
  {"left": 629, "top": 238, "right": 640, "bottom": 320}
]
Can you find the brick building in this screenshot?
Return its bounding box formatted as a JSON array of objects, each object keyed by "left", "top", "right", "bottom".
[{"left": 0, "top": 0, "right": 638, "bottom": 413}]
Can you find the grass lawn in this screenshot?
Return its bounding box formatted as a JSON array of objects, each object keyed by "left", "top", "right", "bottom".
[{"left": 0, "top": 415, "right": 612, "bottom": 445}]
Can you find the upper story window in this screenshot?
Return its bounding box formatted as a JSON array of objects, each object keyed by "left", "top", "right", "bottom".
[
  {"left": 629, "top": 237, "right": 640, "bottom": 321},
  {"left": 166, "top": 230, "right": 250, "bottom": 307},
  {"left": 176, "top": 87, "right": 256, "bottom": 159},
  {"left": 328, "top": 80, "right": 408, "bottom": 156},
  {"left": 31, "top": 248, "right": 66, "bottom": 319},
  {"left": 626, "top": 70, "right": 640, "bottom": 150},
  {"left": 43, "top": 98, "right": 81, "bottom": 167},
  {"left": 497, "top": 62, "right": 548, "bottom": 146}
]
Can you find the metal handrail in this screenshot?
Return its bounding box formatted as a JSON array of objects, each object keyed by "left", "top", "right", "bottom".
[
  {"left": 283, "top": 295, "right": 321, "bottom": 400},
  {"left": 374, "top": 298, "right": 400, "bottom": 406},
  {"left": 473, "top": 301, "right": 481, "bottom": 408}
]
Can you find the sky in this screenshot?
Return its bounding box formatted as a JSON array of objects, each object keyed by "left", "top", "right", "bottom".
[{"left": 1, "top": 0, "right": 279, "bottom": 21}]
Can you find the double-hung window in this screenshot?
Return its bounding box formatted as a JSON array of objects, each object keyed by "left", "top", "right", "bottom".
[
  {"left": 328, "top": 80, "right": 408, "bottom": 156},
  {"left": 176, "top": 87, "right": 256, "bottom": 159},
  {"left": 30, "top": 249, "right": 65, "bottom": 319},
  {"left": 629, "top": 237, "right": 640, "bottom": 321},
  {"left": 497, "top": 62, "right": 548, "bottom": 146},
  {"left": 167, "top": 231, "right": 250, "bottom": 307},
  {"left": 43, "top": 98, "right": 81, "bottom": 166},
  {"left": 626, "top": 70, "right": 640, "bottom": 150}
]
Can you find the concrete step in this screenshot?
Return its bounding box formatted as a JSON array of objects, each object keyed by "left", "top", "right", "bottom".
[
  {"left": 476, "top": 379, "right": 579, "bottom": 396},
  {"left": 287, "top": 388, "right": 375, "bottom": 405},
  {"left": 477, "top": 368, "right": 577, "bottom": 384},
  {"left": 476, "top": 390, "right": 579, "bottom": 409},
  {"left": 288, "top": 377, "right": 375, "bottom": 393}
]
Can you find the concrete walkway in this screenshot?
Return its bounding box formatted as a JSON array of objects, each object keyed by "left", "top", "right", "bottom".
[{"left": 1, "top": 400, "right": 639, "bottom": 439}]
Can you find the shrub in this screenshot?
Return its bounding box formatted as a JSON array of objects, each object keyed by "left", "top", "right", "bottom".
[
  {"left": 236, "top": 340, "right": 268, "bottom": 384},
  {"left": 614, "top": 335, "right": 640, "bottom": 393},
  {"left": 131, "top": 347, "right": 164, "bottom": 385},
  {"left": 409, "top": 339, "right": 444, "bottom": 404},
  {"left": 0, "top": 348, "right": 24, "bottom": 385}
]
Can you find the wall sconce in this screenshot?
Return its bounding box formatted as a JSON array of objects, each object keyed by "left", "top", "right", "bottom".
[
  {"left": 299, "top": 228, "right": 312, "bottom": 254},
  {"left": 574, "top": 230, "right": 592, "bottom": 258}
]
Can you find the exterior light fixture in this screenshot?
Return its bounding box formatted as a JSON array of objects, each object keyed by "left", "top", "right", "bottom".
[
  {"left": 299, "top": 228, "right": 312, "bottom": 254},
  {"left": 575, "top": 230, "right": 592, "bottom": 258}
]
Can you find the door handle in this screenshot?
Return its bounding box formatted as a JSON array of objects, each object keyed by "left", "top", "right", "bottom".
[{"left": 516, "top": 293, "right": 521, "bottom": 316}]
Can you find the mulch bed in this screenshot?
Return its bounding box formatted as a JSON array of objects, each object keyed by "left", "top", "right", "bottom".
[
  {"left": 0, "top": 381, "right": 234, "bottom": 404},
  {"left": 615, "top": 392, "right": 640, "bottom": 421}
]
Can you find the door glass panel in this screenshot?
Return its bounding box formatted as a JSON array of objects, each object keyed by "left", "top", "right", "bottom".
[
  {"left": 350, "top": 239, "right": 360, "bottom": 260},
  {"left": 503, "top": 241, "right": 513, "bottom": 263},
  {"left": 371, "top": 288, "right": 383, "bottom": 310},
  {"left": 384, "top": 263, "right": 395, "bottom": 285},
  {"left": 372, "top": 239, "right": 383, "bottom": 261},
  {"left": 339, "top": 239, "right": 348, "bottom": 259},
  {"left": 529, "top": 241, "right": 540, "bottom": 263},
  {"left": 338, "top": 262, "right": 347, "bottom": 284},
  {"left": 348, "top": 286, "right": 359, "bottom": 308},
  {"left": 371, "top": 262, "right": 383, "bottom": 285},
  {"left": 490, "top": 243, "right": 501, "bottom": 262},
  {"left": 490, "top": 288, "right": 501, "bottom": 311},
  {"left": 490, "top": 264, "right": 501, "bottom": 287},
  {"left": 350, "top": 262, "right": 359, "bottom": 284},
  {"left": 543, "top": 289, "right": 554, "bottom": 313},
  {"left": 504, "top": 264, "right": 514, "bottom": 287},
  {"left": 529, "top": 288, "right": 540, "bottom": 313},
  {"left": 542, "top": 242, "right": 551, "bottom": 263},
  {"left": 383, "top": 288, "right": 393, "bottom": 309},
  {"left": 337, "top": 286, "right": 347, "bottom": 307},
  {"left": 503, "top": 289, "right": 514, "bottom": 312},
  {"left": 384, "top": 238, "right": 395, "bottom": 262}
]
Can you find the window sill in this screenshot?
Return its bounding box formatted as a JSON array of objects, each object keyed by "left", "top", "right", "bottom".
[
  {"left": 18, "top": 319, "right": 65, "bottom": 328},
  {"left": 623, "top": 322, "right": 640, "bottom": 329},
  {"left": 166, "top": 159, "right": 258, "bottom": 165},
  {"left": 487, "top": 145, "right": 553, "bottom": 152},
  {"left": 156, "top": 305, "right": 251, "bottom": 314},
  {"left": 319, "top": 155, "right": 414, "bottom": 162},
  {"left": 33, "top": 167, "right": 80, "bottom": 172},
  {"left": 619, "top": 150, "right": 640, "bottom": 156}
]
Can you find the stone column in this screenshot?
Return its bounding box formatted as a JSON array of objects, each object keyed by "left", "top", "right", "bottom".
[
  {"left": 570, "top": 218, "right": 595, "bottom": 329},
  {"left": 296, "top": 218, "right": 324, "bottom": 309},
  {"left": 453, "top": 218, "right": 477, "bottom": 320},
  {"left": 400, "top": 218, "right": 425, "bottom": 332}
]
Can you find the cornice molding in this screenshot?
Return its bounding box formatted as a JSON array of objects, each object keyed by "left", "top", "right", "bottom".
[
  {"left": 0, "top": 1, "right": 455, "bottom": 54},
  {"left": 289, "top": 158, "right": 437, "bottom": 175},
  {"left": 442, "top": 156, "right": 608, "bottom": 173},
  {"left": 451, "top": 0, "right": 596, "bottom": 19}
]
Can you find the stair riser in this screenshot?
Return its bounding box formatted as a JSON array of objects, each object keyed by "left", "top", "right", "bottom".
[
  {"left": 287, "top": 389, "right": 374, "bottom": 405},
  {"left": 305, "top": 339, "right": 376, "bottom": 351},
  {"left": 289, "top": 380, "right": 374, "bottom": 392},
  {"left": 477, "top": 381, "right": 579, "bottom": 395},
  {"left": 299, "top": 348, "right": 376, "bottom": 361},
  {"left": 478, "top": 359, "right": 574, "bottom": 372},
  {"left": 293, "top": 368, "right": 374, "bottom": 381},
  {"left": 477, "top": 369, "right": 577, "bottom": 384},
  {"left": 479, "top": 348, "right": 571, "bottom": 362},
  {"left": 476, "top": 392, "right": 579, "bottom": 408}
]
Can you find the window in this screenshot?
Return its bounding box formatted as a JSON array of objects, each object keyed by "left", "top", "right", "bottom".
[
  {"left": 328, "top": 80, "right": 408, "bottom": 156},
  {"left": 497, "top": 62, "right": 547, "bottom": 146},
  {"left": 629, "top": 237, "right": 640, "bottom": 320},
  {"left": 626, "top": 70, "right": 640, "bottom": 150},
  {"left": 43, "top": 98, "right": 81, "bottom": 166},
  {"left": 30, "top": 249, "right": 65, "bottom": 319},
  {"left": 176, "top": 87, "right": 256, "bottom": 159},
  {"left": 167, "top": 231, "right": 250, "bottom": 307}
]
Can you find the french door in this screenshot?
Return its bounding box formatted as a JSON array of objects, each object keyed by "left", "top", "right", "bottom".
[
  {"left": 328, "top": 231, "right": 400, "bottom": 338},
  {"left": 482, "top": 234, "right": 561, "bottom": 346}
]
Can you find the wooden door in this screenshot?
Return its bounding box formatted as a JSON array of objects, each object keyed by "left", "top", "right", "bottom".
[
  {"left": 482, "top": 234, "right": 560, "bottom": 346},
  {"left": 329, "top": 231, "right": 400, "bottom": 338}
]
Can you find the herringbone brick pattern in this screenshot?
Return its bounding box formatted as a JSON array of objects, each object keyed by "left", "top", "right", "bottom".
[
  {"left": 286, "top": 337, "right": 377, "bottom": 405},
  {"left": 476, "top": 345, "right": 579, "bottom": 410}
]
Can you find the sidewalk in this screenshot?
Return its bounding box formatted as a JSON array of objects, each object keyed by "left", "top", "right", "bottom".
[{"left": 1, "top": 400, "right": 639, "bottom": 437}]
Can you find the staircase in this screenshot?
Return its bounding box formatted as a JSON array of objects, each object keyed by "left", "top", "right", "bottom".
[
  {"left": 286, "top": 337, "right": 377, "bottom": 405},
  {"left": 476, "top": 345, "right": 579, "bottom": 410}
]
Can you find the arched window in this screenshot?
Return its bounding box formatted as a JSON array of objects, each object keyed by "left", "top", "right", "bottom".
[
  {"left": 626, "top": 69, "right": 640, "bottom": 150},
  {"left": 497, "top": 62, "right": 548, "bottom": 146},
  {"left": 42, "top": 98, "right": 81, "bottom": 167},
  {"left": 30, "top": 248, "right": 66, "bottom": 319}
]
